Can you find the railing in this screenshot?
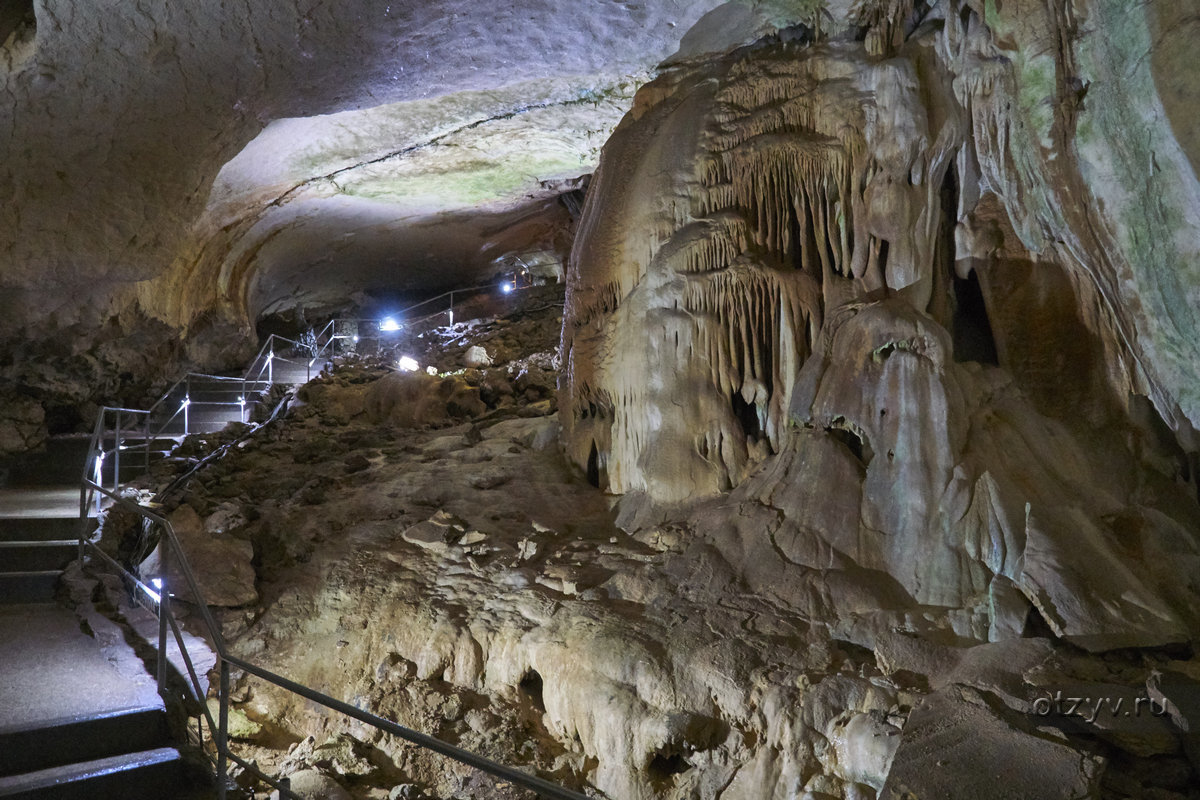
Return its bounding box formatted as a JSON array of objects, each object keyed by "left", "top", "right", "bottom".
[
  {"left": 78, "top": 477, "right": 589, "bottom": 799},
  {"left": 86, "top": 281, "right": 526, "bottom": 499},
  {"left": 74, "top": 280, "right": 589, "bottom": 799}
]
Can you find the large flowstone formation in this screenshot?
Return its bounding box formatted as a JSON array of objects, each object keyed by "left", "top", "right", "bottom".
[
  {"left": 561, "top": 0, "right": 1200, "bottom": 649},
  {"left": 7, "top": 0, "right": 1200, "bottom": 797}
]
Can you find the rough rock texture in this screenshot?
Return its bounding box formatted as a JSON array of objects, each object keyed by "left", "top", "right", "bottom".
[
  {"left": 880, "top": 684, "right": 1103, "bottom": 799},
  {"left": 563, "top": 0, "right": 1200, "bottom": 497},
  {"left": 140, "top": 503, "right": 258, "bottom": 608},
  {"left": 561, "top": 2, "right": 1200, "bottom": 650},
  {"left": 121, "top": 292, "right": 1199, "bottom": 800},
  {"left": 160, "top": 357, "right": 1200, "bottom": 800}
]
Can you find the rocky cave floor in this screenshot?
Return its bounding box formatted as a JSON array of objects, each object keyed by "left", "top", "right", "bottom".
[{"left": 83, "top": 285, "right": 1200, "bottom": 800}]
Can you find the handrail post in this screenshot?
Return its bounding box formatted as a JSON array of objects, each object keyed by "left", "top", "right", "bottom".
[
  {"left": 157, "top": 540, "right": 169, "bottom": 694},
  {"left": 92, "top": 441, "right": 102, "bottom": 516},
  {"left": 449, "top": 290, "right": 455, "bottom": 326},
  {"left": 217, "top": 660, "right": 230, "bottom": 800},
  {"left": 112, "top": 410, "right": 121, "bottom": 494},
  {"left": 144, "top": 413, "right": 151, "bottom": 475}
]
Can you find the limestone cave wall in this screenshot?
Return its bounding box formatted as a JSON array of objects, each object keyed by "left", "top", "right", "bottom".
[
  {"left": 561, "top": 0, "right": 1200, "bottom": 648},
  {"left": 0, "top": 0, "right": 735, "bottom": 440}
]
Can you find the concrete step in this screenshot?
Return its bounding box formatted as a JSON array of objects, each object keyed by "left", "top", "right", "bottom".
[
  {"left": 182, "top": 391, "right": 246, "bottom": 403},
  {"left": 97, "top": 437, "right": 180, "bottom": 452},
  {"left": 1, "top": 438, "right": 92, "bottom": 489},
  {"left": 0, "top": 518, "right": 91, "bottom": 543},
  {"left": 0, "top": 705, "right": 171, "bottom": 777},
  {"left": 0, "top": 540, "right": 76, "bottom": 572},
  {"left": 154, "top": 420, "right": 246, "bottom": 437},
  {"left": 0, "top": 746, "right": 199, "bottom": 799},
  {"left": 0, "top": 571, "right": 61, "bottom": 603}
]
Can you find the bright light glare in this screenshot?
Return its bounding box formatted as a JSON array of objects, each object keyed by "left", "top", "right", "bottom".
[
  {"left": 397, "top": 356, "right": 420, "bottom": 372},
  {"left": 380, "top": 317, "right": 402, "bottom": 332},
  {"left": 425, "top": 366, "right": 438, "bottom": 376},
  {"left": 501, "top": 282, "right": 513, "bottom": 294},
  {"left": 142, "top": 579, "right": 162, "bottom": 603}
]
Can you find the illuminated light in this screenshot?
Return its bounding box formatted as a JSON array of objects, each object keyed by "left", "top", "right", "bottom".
[
  {"left": 352, "top": 335, "right": 360, "bottom": 343},
  {"left": 142, "top": 579, "right": 162, "bottom": 603},
  {"left": 425, "top": 366, "right": 437, "bottom": 376},
  {"left": 501, "top": 282, "right": 513, "bottom": 294},
  {"left": 379, "top": 317, "right": 402, "bottom": 332},
  {"left": 397, "top": 356, "right": 420, "bottom": 372}
]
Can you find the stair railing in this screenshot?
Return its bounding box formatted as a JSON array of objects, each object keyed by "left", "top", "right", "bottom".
[
  {"left": 101, "top": 286, "right": 515, "bottom": 486},
  {"left": 76, "top": 480, "right": 590, "bottom": 800},
  {"left": 94, "top": 327, "right": 343, "bottom": 497}
]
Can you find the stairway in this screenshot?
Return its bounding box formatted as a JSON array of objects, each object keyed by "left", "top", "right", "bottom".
[
  {"left": 0, "top": 341, "right": 331, "bottom": 798},
  {"left": 0, "top": 690, "right": 202, "bottom": 799},
  {"left": 0, "top": 440, "right": 212, "bottom": 799},
  {"left": 0, "top": 518, "right": 80, "bottom": 603}
]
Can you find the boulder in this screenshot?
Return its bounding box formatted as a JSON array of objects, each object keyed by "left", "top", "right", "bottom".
[
  {"left": 365, "top": 372, "right": 485, "bottom": 428},
  {"left": 464, "top": 345, "right": 493, "bottom": 367},
  {"left": 141, "top": 504, "right": 258, "bottom": 607},
  {"left": 270, "top": 769, "right": 351, "bottom": 800},
  {"left": 880, "top": 685, "right": 1103, "bottom": 800}
]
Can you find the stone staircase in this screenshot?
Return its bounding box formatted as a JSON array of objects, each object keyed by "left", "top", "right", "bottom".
[
  {"left": 0, "top": 518, "right": 79, "bottom": 603},
  {"left": 0, "top": 700, "right": 199, "bottom": 799},
  {"left": 0, "top": 444, "right": 209, "bottom": 798},
  {"left": 0, "top": 349, "right": 329, "bottom": 798}
]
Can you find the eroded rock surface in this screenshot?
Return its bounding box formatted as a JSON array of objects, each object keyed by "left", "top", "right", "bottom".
[
  {"left": 131, "top": 293, "right": 1200, "bottom": 800},
  {"left": 560, "top": 2, "right": 1200, "bottom": 653}
]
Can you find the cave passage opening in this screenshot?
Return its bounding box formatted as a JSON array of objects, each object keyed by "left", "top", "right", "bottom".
[
  {"left": 951, "top": 268, "right": 999, "bottom": 365},
  {"left": 518, "top": 668, "right": 546, "bottom": 713},
  {"left": 0, "top": 0, "right": 34, "bottom": 46}
]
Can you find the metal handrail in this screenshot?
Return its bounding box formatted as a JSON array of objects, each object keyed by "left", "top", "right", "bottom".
[
  {"left": 76, "top": 478, "right": 591, "bottom": 800},
  {"left": 86, "top": 290, "right": 510, "bottom": 496}
]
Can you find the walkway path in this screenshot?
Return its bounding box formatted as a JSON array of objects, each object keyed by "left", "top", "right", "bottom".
[{"left": 0, "top": 353, "right": 325, "bottom": 797}]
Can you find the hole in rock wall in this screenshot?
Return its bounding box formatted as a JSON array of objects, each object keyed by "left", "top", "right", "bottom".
[
  {"left": 518, "top": 669, "right": 545, "bottom": 713},
  {"left": 952, "top": 268, "right": 1000, "bottom": 365},
  {"left": 559, "top": 187, "right": 588, "bottom": 221},
  {"left": 827, "top": 421, "right": 873, "bottom": 468},
  {"left": 647, "top": 747, "right": 692, "bottom": 788},
  {"left": 0, "top": 0, "right": 34, "bottom": 46},
  {"left": 586, "top": 441, "right": 602, "bottom": 489},
  {"left": 959, "top": 4, "right": 973, "bottom": 30},
  {"left": 0, "top": 0, "right": 34, "bottom": 67},
  {"left": 731, "top": 390, "right": 761, "bottom": 440}
]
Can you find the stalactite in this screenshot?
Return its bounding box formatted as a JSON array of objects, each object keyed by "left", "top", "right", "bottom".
[
  {"left": 854, "top": 0, "right": 916, "bottom": 57},
  {"left": 564, "top": 35, "right": 971, "bottom": 499}
]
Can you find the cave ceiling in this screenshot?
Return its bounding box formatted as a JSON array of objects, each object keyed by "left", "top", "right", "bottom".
[{"left": 0, "top": 0, "right": 805, "bottom": 339}]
